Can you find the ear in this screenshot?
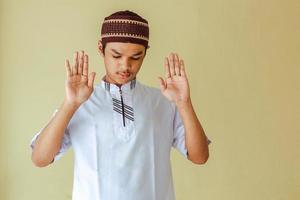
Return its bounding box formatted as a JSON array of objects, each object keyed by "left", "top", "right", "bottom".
[{"left": 98, "top": 40, "right": 104, "bottom": 58}]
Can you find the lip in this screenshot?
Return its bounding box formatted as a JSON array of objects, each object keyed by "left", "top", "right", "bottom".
[{"left": 119, "top": 73, "right": 130, "bottom": 78}]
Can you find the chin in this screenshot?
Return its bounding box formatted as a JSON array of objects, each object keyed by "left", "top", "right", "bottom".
[
  {"left": 117, "top": 74, "right": 133, "bottom": 82},
  {"left": 118, "top": 79, "right": 131, "bottom": 84}
]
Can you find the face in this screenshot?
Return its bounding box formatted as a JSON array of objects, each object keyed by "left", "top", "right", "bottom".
[{"left": 98, "top": 41, "right": 146, "bottom": 86}]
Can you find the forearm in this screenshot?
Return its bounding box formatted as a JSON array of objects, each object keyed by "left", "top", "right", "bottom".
[
  {"left": 31, "top": 100, "right": 79, "bottom": 167},
  {"left": 176, "top": 98, "right": 209, "bottom": 164}
]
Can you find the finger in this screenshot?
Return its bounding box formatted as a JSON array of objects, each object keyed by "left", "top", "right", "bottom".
[
  {"left": 65, "top": 59, "right": 72, "bottom": 77},
  {"left": 164, "top": 57, "right": 171, "bottom": 79},
  {"left": 83, "top": 54, "right": 88, "bottom": 76},
  {"left": 157, "top": 76, "right": 166, "bottom": 92},
  {"left": 174, "top": 53, "right": 181, "bottom": 76},
  {"left": 78, "top": 50, "right": 84, "bottom": 75},
  {"left": 88, "top": 72, "right": 96, "bottom": 88},
  {"left": 169, "top": 53, "right": 175, "bottom": 77},
  {"left": 180, "top": 59, "right": 186, "bottom": 77},
  {"left": 73, "top": 51, "right": 78, "bottom": 75}
]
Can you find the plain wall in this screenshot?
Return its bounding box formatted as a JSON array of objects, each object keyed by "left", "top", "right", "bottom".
[{"left": 0, "top": 0, "right": 299, "bottom": 199}]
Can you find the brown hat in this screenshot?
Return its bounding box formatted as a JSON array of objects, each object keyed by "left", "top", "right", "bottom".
[{"left": 100, "top": 10, "right": 150, "bottom": 49}]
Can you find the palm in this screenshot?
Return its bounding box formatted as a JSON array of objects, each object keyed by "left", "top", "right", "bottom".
[
  {"left": 162, "top": 76, "right": 189, "bottom": 103},
  {"left": 64, "top": 51, "right": 96, "bottom": 106},
  {"left": 65, "top": 75, "right": 92, "bottom": 104},
  {"left": 158, "top": 53, "right": 190, "bottom": 104}
]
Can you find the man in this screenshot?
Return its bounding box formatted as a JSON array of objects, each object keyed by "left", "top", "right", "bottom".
[{"left": 30, "top": 10, "right": 211, "bottom": 200}]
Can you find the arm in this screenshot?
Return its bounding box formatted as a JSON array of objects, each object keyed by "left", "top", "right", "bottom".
[
  {"left": 158, "top": 52, "right": 209, "bottom": 165},
  {"left": 31, "top": 51, "right": 96, "bottom": 167},
  {"left": 176, "top": 99, "right": 209, "bottom": 164},
  {"left": 31, "top": 101, "right": 79, "bottom": 167}
]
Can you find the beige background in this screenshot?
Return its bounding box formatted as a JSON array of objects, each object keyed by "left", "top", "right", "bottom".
[{"left": 1, "top": 0, "right": 299, "bottom": 199}]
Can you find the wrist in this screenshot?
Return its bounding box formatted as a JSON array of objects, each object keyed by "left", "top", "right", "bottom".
[
  {"left": 62, "top": 99, "right": 81, "bottom": 112},
  {"left": 175, "top": 98, "right": 192, "bottom": 109}
]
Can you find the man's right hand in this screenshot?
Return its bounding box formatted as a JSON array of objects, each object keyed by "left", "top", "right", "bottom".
[{"left": 64, "top": 51, "right": 96, "bottom": 107}]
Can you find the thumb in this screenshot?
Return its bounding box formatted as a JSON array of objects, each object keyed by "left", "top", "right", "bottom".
[
  {"left": 157, "top": 77, "right": 166, "bottom": 92},
  {"left": 88, "top": 72, "right": 96, "bottom": 88}
]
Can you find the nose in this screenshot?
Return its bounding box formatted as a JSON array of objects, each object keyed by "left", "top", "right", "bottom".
[{"left": 120, "top": 58, "right": 131, "bottom": 71}]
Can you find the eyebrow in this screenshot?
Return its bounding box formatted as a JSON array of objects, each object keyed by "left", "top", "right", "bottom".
[{"left": 111, "top": 49, "right": 143, "bottom": 56}]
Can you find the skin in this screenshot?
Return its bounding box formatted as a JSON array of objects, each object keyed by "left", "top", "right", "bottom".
[
  {"left": 31, "top": 41, "right": 209, "bottom": 167},
  {"left": 158, "top": 53, "right": 210, "bottom": 164},
  {"left": 97, "top": 41, "right": 146, "bottom": 86}
]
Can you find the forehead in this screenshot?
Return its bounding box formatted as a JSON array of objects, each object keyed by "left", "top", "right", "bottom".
[{"left": 105, "top": 42, "right": 145, "bottom": 54}]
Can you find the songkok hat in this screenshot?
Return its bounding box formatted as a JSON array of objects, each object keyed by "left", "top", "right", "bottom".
[{"left": 100, "top": 10, "right": 150, "bottom": 49}]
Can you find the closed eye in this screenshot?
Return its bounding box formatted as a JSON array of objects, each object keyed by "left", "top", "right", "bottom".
[
  {"left": 112, "top": 56, "right": 141, "bottom": 60},
  {"left": 131, "top": 57, "right": 141, "bottom": 60}
]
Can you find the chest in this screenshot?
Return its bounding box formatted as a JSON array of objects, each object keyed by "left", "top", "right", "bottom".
[{"left": 68, "top": 89, "right": 174, "bottom": 170}]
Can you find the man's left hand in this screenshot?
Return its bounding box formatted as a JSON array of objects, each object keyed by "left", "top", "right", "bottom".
[{"left": 158, "top": 53, "right": 191, "bottom": 105}]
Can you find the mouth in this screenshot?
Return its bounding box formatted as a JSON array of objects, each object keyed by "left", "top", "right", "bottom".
[{"left": 118, "top": 72, "right": 131, "bottom": 79}]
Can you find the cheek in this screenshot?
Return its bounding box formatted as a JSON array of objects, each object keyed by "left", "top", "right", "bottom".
[
  {"left": 133, "top": 62, "right": 143, "bottom": 72},
  {"left": 104, "top": 59, "right": 119, "bottom": 70}
]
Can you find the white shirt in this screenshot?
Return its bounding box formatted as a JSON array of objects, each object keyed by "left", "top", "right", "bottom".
[{"left": 30, "top": 77, "right": 211, "bottom": 200}]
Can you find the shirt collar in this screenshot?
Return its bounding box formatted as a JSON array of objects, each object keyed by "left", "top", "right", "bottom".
[{"left": 100, "top": 75, "right": 137, "bottom": 92}]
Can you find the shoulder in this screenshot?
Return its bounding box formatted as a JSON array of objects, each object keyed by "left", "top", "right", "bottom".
[
  {"left": 136, "top": 81, "right": 176, "bottom": 112},
  {"left": 136, "top": 81, "right": 168, "bottom": 104},
  {"left": 136, "top": 81, "right": 162, "bottom": 97}
]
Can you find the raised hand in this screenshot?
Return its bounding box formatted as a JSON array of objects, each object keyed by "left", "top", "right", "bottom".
[
  {"left": 158, "top": 53, "right": 190, "bottom": 105},
  {"left": 64, "top": 51, "right": 96, "bottom": 107}
]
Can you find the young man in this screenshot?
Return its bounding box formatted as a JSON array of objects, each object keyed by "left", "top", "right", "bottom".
[{"left": 30, "top": 10, "right": 211, "bottom": 200}]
